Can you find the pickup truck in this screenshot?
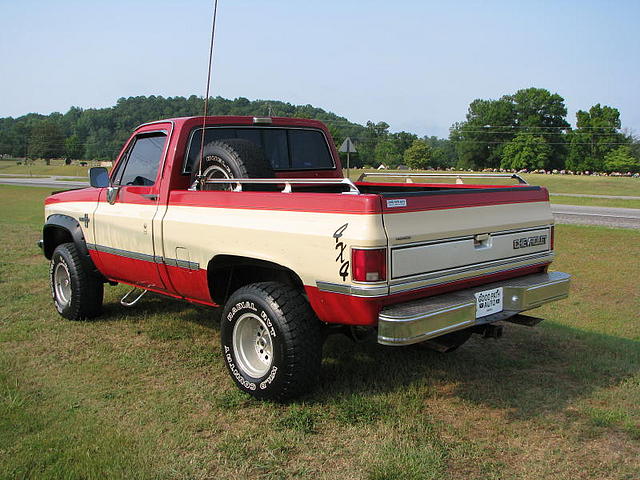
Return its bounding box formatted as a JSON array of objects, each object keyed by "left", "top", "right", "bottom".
[{"left": 41, "top": 115, "right": 571, "bottom": 400}]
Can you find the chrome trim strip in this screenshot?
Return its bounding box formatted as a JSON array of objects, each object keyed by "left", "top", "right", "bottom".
[
  {"left": 316, "top": 281, "right": 389, "bottom": 297},
  {"left": 90, "top": 244, "right": 199, "bottom": 271},
  {"left": 95, "top": 244, "right": 156, "bottom": 263},
  {"left": 359, "top": 172, "right": 528, "bottom": 184},
  {"left": 389, "top": 251, "right": 554, "bottom": 292}
]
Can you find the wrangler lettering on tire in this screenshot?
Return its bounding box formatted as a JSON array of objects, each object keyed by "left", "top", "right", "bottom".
[{"left": 220, "top": 282, "right": 323, "bottom": 401}]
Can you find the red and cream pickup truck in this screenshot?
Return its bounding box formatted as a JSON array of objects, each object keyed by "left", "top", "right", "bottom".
[{"left": 41, "top": 116, "right": 570, "bottom": 400}]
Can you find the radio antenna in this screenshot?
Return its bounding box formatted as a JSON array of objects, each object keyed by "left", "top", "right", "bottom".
[{"left": 196, "top": 0, "right": 220, "bottom": 189}]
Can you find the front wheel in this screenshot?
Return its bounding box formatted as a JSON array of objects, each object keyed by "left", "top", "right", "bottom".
[
  {"left": 50, "top": 242, "right": 103, "bottom": 320},
  {"left": 220, "top": 282, "right": 323, "bottom": 401}
]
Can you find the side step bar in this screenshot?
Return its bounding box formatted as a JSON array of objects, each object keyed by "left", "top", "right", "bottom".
[{"left": 120, "top": 288, "right": 148, "bottom": 307}]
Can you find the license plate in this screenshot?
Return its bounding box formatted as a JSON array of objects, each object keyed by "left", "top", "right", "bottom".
[{"left": 474, "top": 287, "right": 503, "bottom": 318}]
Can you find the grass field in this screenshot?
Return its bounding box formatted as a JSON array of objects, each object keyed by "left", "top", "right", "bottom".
[
  {"left": 0, "top": 159, "right": 100, "bottom": 178},
  {"left": 350, "top": 169, "right": 639, "bottom": 197},
  {"left": 549, "top": 195, "right": 640, "bottom": 209},
  {"left": 1, "top": 185, "right": 639, "bottom": 479}
]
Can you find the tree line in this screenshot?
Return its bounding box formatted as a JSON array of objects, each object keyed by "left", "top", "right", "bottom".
[{"left": 0, "top": 89, "right": 638, "bottom": 173}]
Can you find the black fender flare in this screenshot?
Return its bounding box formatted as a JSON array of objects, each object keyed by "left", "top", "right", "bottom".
[{"left": 43, "top": 214, "right": 105, "bottom": 280}]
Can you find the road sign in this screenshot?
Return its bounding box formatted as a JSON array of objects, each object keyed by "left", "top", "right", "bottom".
[{"left": 339, "top": 137, "right": 357, "bottom": 153}]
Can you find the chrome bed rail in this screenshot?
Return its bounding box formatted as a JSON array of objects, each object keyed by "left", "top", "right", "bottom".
[
  {"left": 357, "top": 172, "right": 528, "bottom": 185},
  {"left": 197, "top": 177, "right": 361, "bottom": 194}
]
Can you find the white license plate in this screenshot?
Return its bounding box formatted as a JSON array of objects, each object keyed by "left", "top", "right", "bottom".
[{"left": 474, "top": 287, "right": 503, "bottom": 318}]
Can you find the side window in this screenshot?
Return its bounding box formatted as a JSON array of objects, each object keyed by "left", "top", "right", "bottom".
[{"left": 116, "top": 133, "right": 167, "bottom": 186}]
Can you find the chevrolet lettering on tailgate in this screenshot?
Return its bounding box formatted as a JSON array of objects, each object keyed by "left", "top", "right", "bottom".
[{"left": 513, "top": 235, "right": 548, "bottom": 249}]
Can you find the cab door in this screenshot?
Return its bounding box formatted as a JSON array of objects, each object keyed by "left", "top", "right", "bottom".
[{"left": 93, "top": 129, "right": 168, "bottom": 289}]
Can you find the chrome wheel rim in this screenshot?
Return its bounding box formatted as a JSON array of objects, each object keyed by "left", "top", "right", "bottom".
[
  {"left": 232, "top": 312, "right": 273, "bottom": 378},
  {"left": 54, "top": 262, "right": 72, "bottom": 306}
]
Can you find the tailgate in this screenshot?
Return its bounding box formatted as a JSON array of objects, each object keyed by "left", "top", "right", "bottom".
[{"left": 380, "top": 186, "right": 554, "bottom": 294}]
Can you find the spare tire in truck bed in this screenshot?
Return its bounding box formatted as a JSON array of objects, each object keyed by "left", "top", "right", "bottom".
[{"left": 191, "top": 139, "right": 274, "bottom": 191}]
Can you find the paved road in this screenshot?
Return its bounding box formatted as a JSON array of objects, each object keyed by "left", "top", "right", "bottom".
[
  {"left": 551, "top": 204, "right": 640, "bottom": 229},
  {"left": 550, "top": 193, "right": 640, "bottom": 200},
  {"left": 0, "top": 176, "right": 88, "bottom": 189},
  {"left": 2, "top": 176, "right": 638, "bottom": 229}
]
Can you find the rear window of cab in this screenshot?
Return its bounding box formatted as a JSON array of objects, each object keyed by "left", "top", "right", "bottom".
[{"left": 183, "top": 127, "right": 335, "bottom": 174}]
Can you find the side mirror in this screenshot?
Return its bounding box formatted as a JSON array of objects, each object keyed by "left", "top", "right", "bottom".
[{"left": 89, "top": 167, "right": 110, "bottom": 188}]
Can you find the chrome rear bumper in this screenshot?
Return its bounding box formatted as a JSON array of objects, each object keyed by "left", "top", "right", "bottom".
[{"left": 377, "top": 271, "right": 571, "bottom": 346}]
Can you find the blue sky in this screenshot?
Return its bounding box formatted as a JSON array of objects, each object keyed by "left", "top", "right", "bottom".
[{"left": 1, "top": 0, "right": 638, "bottom": 138}]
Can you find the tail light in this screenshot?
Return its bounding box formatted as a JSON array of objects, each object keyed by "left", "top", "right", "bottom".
[
  {"left": 550, "top": 226, "right": 555, "bottom": 250},
  {"left": 352, "top": 248, "right": 387, "bottom": 282}
]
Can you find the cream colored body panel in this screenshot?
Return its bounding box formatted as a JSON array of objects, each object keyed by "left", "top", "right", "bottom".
[
  {"left": 392, "top": 226, "right": 551, "bottom": 279},
  {"left": 384, "top": 202, "right": 553, "bottom": 246},
  {"left": 93, "top": 201, "right": 160, "bottom": 257},
  {"left": 161, "top": 205, "right": 387, "bottom": 286},
  {"left": 383, "top": 201, "right": 554, "bottom": 295},
  {"left": 45, "top": 201, "right": 97, "bottom": 245}
]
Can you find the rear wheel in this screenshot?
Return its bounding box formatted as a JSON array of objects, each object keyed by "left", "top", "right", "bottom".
[
  {"left": 50, "top": 242, "right": 103, "bottom": 320},
  {"left": 220, "top": 282, "right": 323, "bottom": 401}
]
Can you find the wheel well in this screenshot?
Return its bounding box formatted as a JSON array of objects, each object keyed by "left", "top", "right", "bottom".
[
  {"left": 43, "top": 225, "right": 73, "bottom": 259},
  {"left": 207, "top": 255, "right": 304, "bottom": 305}
]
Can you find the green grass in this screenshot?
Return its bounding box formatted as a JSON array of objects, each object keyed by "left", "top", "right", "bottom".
[
  {"left": 349, "top": 168, "right": 640, "bottom": 196},
  {"left": 1, "top": 184, "right": 639, "bottom": 479},
  {"left": 549, "top": 195, "right": 640, "bottom": 209}
]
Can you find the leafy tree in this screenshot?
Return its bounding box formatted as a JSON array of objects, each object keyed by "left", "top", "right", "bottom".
[
  {"left": 603, "top": 146, "right": 640, "bottom": 173},
  {"left": 404, "top": 139, "right": 433, "bottom": 170},
  {"left": 64, "top": 134, "right": 84, "bottom": 160},
  {"left": 450, "top": 88, "right": 568, "bottom": 170},
  {"left": 500, "top": 133, "right": 551, "bottom": 170},
  {"left": 374, "top": 138, "right": 402, "bottom": 168},
  {"left": 450, "top": 98, "right": 515, "bottom": 169},
  {"left": 424, "top": 136, "right": 456, "bottom": 168},
  {"left": 507, "top": 88, "right": 569, "bottom": 168},
  {"left": 28, "top": 120, "right": 65, "bottom": 164},
  {"left": 566, "top": 104, "right": 628, "bottom": 172}
]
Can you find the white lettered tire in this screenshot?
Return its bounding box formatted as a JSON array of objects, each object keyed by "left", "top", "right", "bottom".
[{"left": 220, "top": 282, "right": 323, "bottom": 401}]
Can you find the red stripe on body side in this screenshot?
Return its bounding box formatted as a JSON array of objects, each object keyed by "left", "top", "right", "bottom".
[{"left": 168, "top": 190, "right": 383, "bottom": 214}]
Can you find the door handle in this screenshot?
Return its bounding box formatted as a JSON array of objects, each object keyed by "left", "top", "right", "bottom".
[{"left": 141, "top": 194, "right": 158, "bottom": 201}]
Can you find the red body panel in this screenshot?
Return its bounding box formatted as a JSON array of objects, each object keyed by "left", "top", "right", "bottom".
[
  {"left": 44, "top": 187, "right": 99, "bottom": 205},
  {"left": 168, "top": 189, "right": 383, "bottom": 214}
]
